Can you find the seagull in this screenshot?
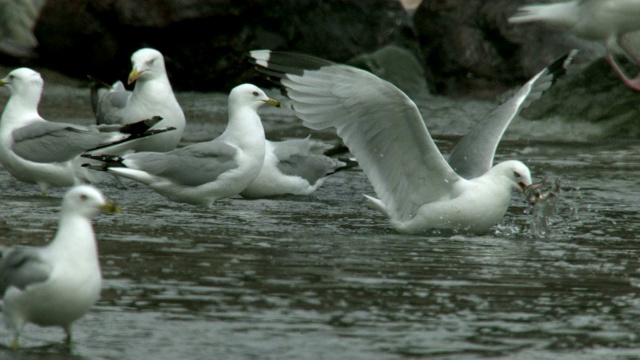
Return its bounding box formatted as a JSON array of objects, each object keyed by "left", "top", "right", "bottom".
[
  {"left": 82, "top": 84, "right": 282, "bottom": 206},
  {"left": 91, "top": 47, "right": 186, "bottom": 151},
  {"left": 240, "top": 137, "right": 357, "bottom": 198},
  {"left": 508, "top": 0, "right": 640, "bottom": 91},
  {"left": 248, "top": 49, "right": 573, "bottom": 234},
  {"left": 0, "top": 185, "right": 119, "bottom": 349},
  {"left": 0, "top": 67, "right": 175, "bottom": 193}
]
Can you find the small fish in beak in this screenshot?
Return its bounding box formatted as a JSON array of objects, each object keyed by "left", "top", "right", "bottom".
[{"left": 524, "top": 179, "right": 559, "bottom": 205}]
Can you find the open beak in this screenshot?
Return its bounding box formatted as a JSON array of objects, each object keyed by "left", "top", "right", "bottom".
[
  {"left": 100, "top": 200, "right": 121, "bottom": 214},
  {"left": 263, "top": 98, "right": 283, "bottom": 108},
  {"left": 128, "top": 68, "right": 143, "bottom": 85}
]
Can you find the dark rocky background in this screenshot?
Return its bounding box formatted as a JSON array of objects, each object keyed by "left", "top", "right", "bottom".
[{"left": 2, "top": 0, "right": 640, "bottom": 137}]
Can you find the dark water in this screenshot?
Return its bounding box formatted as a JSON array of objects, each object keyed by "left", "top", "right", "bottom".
[{"left": 0, "top": 84, "right": 639, "bottom": 359}]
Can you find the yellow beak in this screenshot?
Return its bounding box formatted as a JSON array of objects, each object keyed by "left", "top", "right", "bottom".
[
  {"left": 263, "top": 98, "right": 283, "bottom": 108},
  {"left": 128, "top": 68, "right": 143, "bottom": 85},
  {"left": 0, "top": 79, "right": 5, "bottom": 86},
  {"left": 100, "top": 201, "right": 121, "bottom": 214}
]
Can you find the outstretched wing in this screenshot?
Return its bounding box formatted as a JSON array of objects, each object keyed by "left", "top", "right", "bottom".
[
  {"left": 250, "top": 50, "right": 461, "bottom": 221},
  {"left": 448, "top": 50, "right": 577, "bottom": 179}
]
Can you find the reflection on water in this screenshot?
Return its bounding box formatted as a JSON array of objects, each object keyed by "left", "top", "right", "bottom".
[{"left": 0, "top": 89, "right": 639, "bottom": 359}]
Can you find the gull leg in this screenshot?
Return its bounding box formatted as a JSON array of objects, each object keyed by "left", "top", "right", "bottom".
[
  {"left": 605, "top": 37, "right": 640, "bottom": 91},
  {"left": 37, "top": 181, "right": 49, "bottom": 196},
  {"left": 111, "top": 173, "right": 127, "bottom": 189},
  {"left": 605, "top": 52, "right": 640, "bottom": 90},
  {"left": 64, "top": 327, "right": 73, "bottom": 348},
  {"left": 11, "top": 333, "right": 20, "bottom": 350}
]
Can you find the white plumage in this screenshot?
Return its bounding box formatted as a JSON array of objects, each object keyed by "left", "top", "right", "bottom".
[
  {"left": 0, "top": 185, "right": 118, "bottom": 348},
  {"left": 509, "top": 0, "right": 640, "bottom": 91}
]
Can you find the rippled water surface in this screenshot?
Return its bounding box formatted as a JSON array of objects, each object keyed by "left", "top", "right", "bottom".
[{"left": 0, "top": 84, "right": 639, "bottom": 359}]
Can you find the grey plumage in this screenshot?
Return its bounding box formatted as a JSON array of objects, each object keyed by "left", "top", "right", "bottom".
[
  {"left": 0, "top": 247, "right": 50, "bottom": 295},
  {"left": 10, "top": 116, "right": 169, "bottom": 164},
  {"left": 447, "top": 50, "right": 577, "bottom": 179},
  {"left": 90, "top": 80, "right": 131, "bottom": 125},
  {"left": 272, "top": 138, "right": 344, "bottom": 185},
  {"left": 120, "top": 142, "right": 239, "bottom": 187}
]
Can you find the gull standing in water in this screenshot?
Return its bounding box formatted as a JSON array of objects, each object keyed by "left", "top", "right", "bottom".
[
  {"left": 91, "top": 47, "right": 186, "bottom": 151},
  {"left": 0, "top": 68, "right": 175, "bottom": 193},
  {"left": 509, "top": 0, "right": 640, "bottom": 91},
  {"left": 0, "top": 185, "right": 119, "bottom": 348},
  {"left": 240, "top": 137, "right": 356, "bottom": 198},
  {"left": 248, "top": 50, "right": 573, "bottom": 233},
  {"left": 83, "top": 84, "right": 282, "bottom": 206}
]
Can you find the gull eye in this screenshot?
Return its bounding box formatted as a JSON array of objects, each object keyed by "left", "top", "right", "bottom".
[
  {"left": 252, "top": 91, "right": 259, "bottom": 96},
  {"left": 146, "top": 59, "right": 155, "bottom": 66},
  {"left": 513, "top": 171, "right": 521, "bottom": 178},
  {"left": 80, "top": 194, "right": 88, "bottom": 201}
]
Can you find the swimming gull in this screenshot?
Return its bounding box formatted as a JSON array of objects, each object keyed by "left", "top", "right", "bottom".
[
  {"left": 0, "top": 67, "right": 175, "bottom": 193},
  {"left": 509, "top": 0, "right": 640, "bottom": 91},
  {"left": 248, "top": 50, "right": 572, "bottom": 233},
  {"left": 82, "top": 84, "right": 282, "bottom": 206},
  {"left": 91, "top": 47, "right": 186, "bottom": 151},
  {"left": 0, "top": 185, "right": 119, "bottom": 349},
  {"left": 240, "top": 137, "right": 357, "bottom": 198}
]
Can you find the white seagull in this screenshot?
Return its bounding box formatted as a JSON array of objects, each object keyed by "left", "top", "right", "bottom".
[
  {"left": 248, "top": 49, "right": 574, "bottom": 234},
  {"left": 240, "top": 137, "right": 356, "bottom": 198},
  {"left": 83, "top": 84, "right": 282, "bottom": 206},
  {"left": 0, "top": 185, "right": 119, "bottom": 349},
  {"left": 509, "top": 0, "right": 640, "bottom": 91},
  {"left": 91, "top": 47, "right": 186, "bottom": 151},
  {"left": 0, "top": 67, "right": 175, "bottom": 193}
]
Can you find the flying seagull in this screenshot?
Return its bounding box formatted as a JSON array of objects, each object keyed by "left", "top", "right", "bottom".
[{"left": 509, "top": 0, "right": 640, "bottom": 91}]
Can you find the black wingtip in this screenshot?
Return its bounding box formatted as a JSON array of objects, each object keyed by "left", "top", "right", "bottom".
[
  {"left": 322, "top": 143, "right": 351, "bottom": 157},
  {"left": 118, "top": 116, "right": 164, "bottom": 135},
  {"left": 327, "top": 157, "right": 359, "bottom": 176},
  {"left": 547, "top": 49, "right": 579, "bottom": 83},
  {"left": 248, "top": 49, "right": 336, "bottom": 80},
  {"left": 80, "top": 154, "right": 126, "bottom": 170}
]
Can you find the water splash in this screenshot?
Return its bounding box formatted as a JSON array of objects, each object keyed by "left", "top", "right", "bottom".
[{"left": 526, "top": 177, "right": 579, "bottom": 238}]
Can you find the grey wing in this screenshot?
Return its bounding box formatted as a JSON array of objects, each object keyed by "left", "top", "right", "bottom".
[
  {"left": 448, "top": 50, "right": 577, "bottom": 179},
  {"left": 271, "top": 139, "right": 338, "bottom": 185},
  {"left": 126, "top": 141, "right": 239, "bottom": 186},
  {"left": 95, "top": 81, "right": 132, "bottom": 125},
  {"left": 11, "top": 121, "right": 112, "bottom": 163},
  {"left": 0, "top": 247, "right": 51, "bottom": 296},
  {"left": 250, "top": 50, "right": 459, "bottom": 221}
]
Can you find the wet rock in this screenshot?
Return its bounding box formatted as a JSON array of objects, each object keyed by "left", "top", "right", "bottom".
[
  {"left": 347, "top": 44, "right": 430, "bottom": 102},
  {"left": 0, "top": 0, "right": 45, "bottom": 64},
  {"left": 521, "top": 58, "right": 640, "bottom": 138},
  {"left": 32, "top": 0, "right": 416, "bottom": 92},
  {"left": 412, "top": 0, "right": 605, "bottom": 97}
]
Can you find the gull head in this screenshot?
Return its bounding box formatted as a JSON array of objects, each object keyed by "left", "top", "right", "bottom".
[
  {"left": 228, "top": 83, "right": 282, "bottom": 110},
  {"left": 128, "top": 48, "right": 166, "bottom": 85},
  {"left": 491, "top": 160, "right": 532, "bottom": 192},
  {"left": 61, "top": 185, "right": 120, "bottom": 219},
  {"left": 0, "top": 67, "right": 44, "bottom": 96}
]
